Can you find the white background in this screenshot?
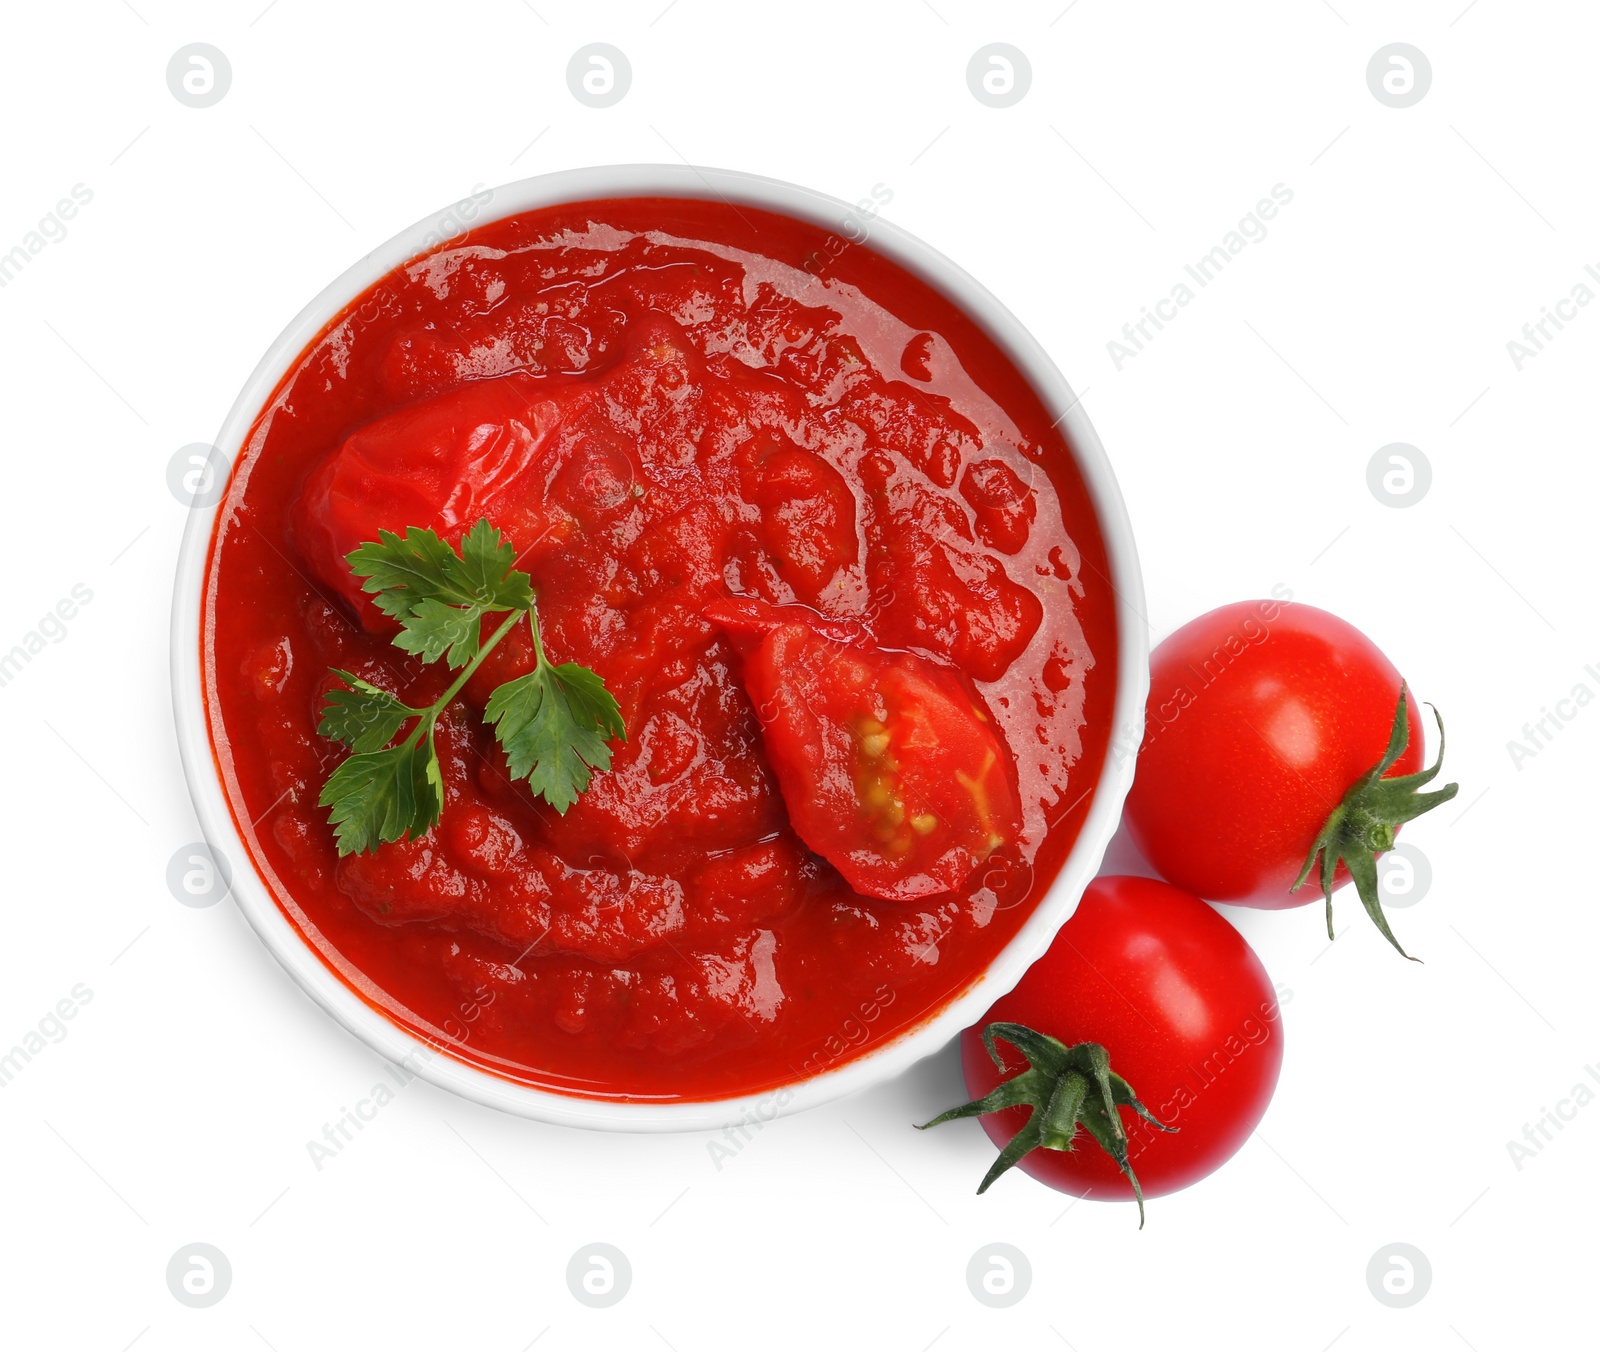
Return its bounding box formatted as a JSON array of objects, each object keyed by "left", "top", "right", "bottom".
[{"left": 0, "top": 1, "right": 1593, "bottom": 1348}]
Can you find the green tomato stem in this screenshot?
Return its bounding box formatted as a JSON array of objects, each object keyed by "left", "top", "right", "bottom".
[
  {"left": 397, "top": 605, "right": 528, "bottom": 751},
  {"left": 917, "top": 1022, "right": 1176, "bottom": 1227},
  {"left": 1289, "top": 685, "right": 1459, "bottom": 960}
]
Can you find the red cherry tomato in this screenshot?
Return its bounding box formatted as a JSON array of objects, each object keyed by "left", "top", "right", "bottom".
[
  {"left": 290, "top": 318, "right": 697, "bottom": 631},
  {"left": 289, "top": 370, "right": 572, "bottom": 628},
  {"left": 1126, "top": 599, "right": 1428, "bottom": 908},
  {"left": 707, "top": 597, "right": 1021, "bottom": 901},
  {"left": 955, "top": 876, "right": 1283, "bottom": 1203}
]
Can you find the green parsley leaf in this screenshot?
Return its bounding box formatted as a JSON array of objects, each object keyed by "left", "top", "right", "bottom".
[
  {"left": 317, "top": 670, "right": 422, "bottom": 753},
  {"left": 317, "top": 735, "right": 443, "bottom": 855},
  {"left": 347, "top": 521, "right": 534, "bottom": 669},
  {"left": 317, "top": 518, "right": 625, "bottom": 854},
  {"left": 392, "top": 597, "right": 490, "bottom": 670},
  {"left": 484, "top": 660, "right": 626, "bottom": 814},
  {"left": 454, "top": 518, "right": 534, "bottom": 611},
  {"left": 347, "top": 526, "right": 462, "bottom": 621}
]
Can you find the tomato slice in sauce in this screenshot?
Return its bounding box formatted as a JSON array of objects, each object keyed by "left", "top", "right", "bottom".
[{"left": 707, "top": 597, "right": 1022, "bottom": 900}]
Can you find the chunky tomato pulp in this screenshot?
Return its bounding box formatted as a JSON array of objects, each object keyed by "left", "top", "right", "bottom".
[{"left": 204, "top": 197, "right": 1116, "bottom": 1101}]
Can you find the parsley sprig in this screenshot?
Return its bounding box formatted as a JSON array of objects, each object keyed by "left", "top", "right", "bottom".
[{"left": 316, "top": 520, "right": 624, "bottom": 855}]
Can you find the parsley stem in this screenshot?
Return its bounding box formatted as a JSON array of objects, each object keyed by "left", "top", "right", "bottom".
[
  {"left": 320, "top": 521, "right": 623, "bottom": 854},
  {"left": 411, "top": 607, "right": 528, "bottom": 738}
]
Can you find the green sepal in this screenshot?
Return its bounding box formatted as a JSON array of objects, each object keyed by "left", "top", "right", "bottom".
[
  {"left": 917, "top": 1022, "right": 1175, "bottom": 1227},
  {"left": 1289, "top": 685, "right": 1459, "bottom": 960}
]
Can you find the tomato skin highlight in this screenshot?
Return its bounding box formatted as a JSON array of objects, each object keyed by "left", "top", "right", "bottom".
[
  {"left": 1126, "top": 600, "right": 1425, "bottom": 907},
  {"left": 960, "top": 876, "right": 1283, "bottom": 1200}
]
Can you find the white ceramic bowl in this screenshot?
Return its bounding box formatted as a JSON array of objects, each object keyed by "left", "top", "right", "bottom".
[{"left": 170, "top": 164, "right": 1147, "bottom": 1131}]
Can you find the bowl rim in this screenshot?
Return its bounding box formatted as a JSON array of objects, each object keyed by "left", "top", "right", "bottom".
[{"left": 170, "top": 162, "right": 1148, "bottom": 1132}]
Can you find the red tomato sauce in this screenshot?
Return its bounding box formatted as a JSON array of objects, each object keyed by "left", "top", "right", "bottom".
[{"left": 203, "top": 197, "right": 1117, "bottom": 1101}]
